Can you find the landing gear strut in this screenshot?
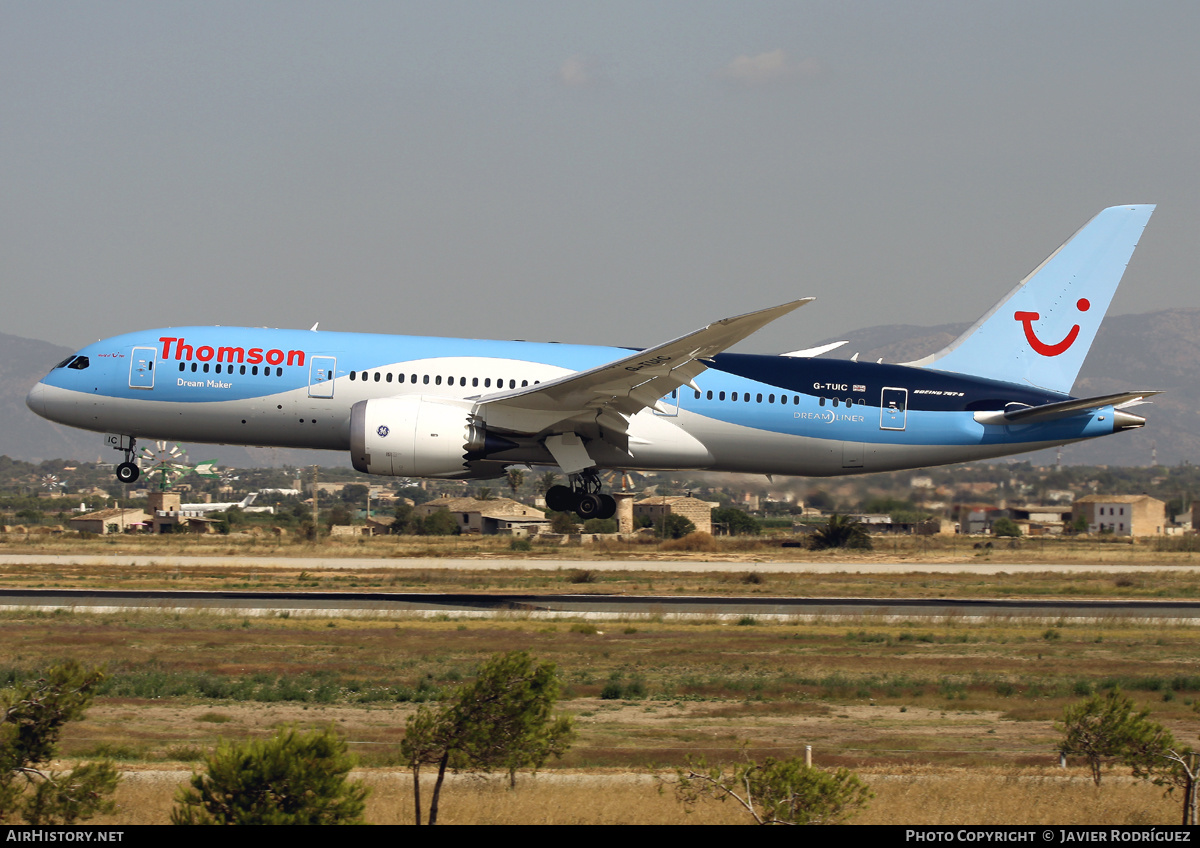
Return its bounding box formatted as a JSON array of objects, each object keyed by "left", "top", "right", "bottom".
[
  {"left": 546, "top": 471, "right": 617, "bottom": 520},
  {"left": 109, "top": 435, "right": 140, "bottom": 484}
]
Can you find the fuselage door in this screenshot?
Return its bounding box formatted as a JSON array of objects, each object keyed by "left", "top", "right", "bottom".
[
  {"left": 129, "top": 347, "right": 156, "bottom": 390},
  {"left": 309, "top": 356, "right": 337, "bottom": 398},
  {"left": 880, "top": 387, "right": 908, "bottom": 430}
]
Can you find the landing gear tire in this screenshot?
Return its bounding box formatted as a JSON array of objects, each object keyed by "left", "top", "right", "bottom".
[
  {"left": 545, "top": 485, "right": 576, "bottom": 513},
  {"left": 597, "top": 494, "right": 617, "bottom": 520},
  {"left": 575, "top": 493, "right": 603, "bottom": 519},
  {"left": 116, "top": 462, "right": 140, "bottom": 484}
]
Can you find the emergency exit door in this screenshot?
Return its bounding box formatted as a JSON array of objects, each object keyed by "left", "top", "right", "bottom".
[
  {"left": 308, "top": 356, "right": 337, "bottom": 398},
  {"left": 880, "top": 387, "right": 908, "bottom": 430}
]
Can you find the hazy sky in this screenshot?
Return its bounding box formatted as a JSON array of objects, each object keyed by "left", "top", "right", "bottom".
[{"left": 4, "top": 1, "right": 1198, "bottom": 356}]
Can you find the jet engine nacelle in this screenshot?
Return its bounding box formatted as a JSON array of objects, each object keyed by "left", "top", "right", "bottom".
[{"left": 350, "top": 396, "right": 502, "bottom": 478}]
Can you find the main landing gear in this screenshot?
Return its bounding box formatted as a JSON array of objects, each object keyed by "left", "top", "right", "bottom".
[
  {"left": 109, "top": 435, "right": 140, "bottom": 484},
  {"left": 545, "top": 471, "right": 617, "bottom": 520}
]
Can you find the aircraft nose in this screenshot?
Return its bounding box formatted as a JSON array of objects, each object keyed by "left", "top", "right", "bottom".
[{"left": 26, "top": 382, "right": 46, "bottom": 418}]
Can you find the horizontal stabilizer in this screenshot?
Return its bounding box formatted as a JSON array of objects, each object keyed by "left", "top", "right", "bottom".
[
  {"left": 972, "top": 391, "right": 1161, "bottom": 426},
  {"left": 781, "top": 340, "right": 847, "bottom": 358}
]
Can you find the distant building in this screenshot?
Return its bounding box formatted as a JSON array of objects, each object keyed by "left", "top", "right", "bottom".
[
  {"left": 634, "top": 496, "right": 718, "bottom": 535},
  {"left": 1073, "top": 495, "right": 1166, "bottom": 537},
  {"left": 1008, "top": 505, "right": 1073, "bottom": 535},
  {"left": 145, "top": 491, "right": 222, "bottom": 534},
  {"left": 846, "top": 514, "right": 952, "bottom": 535},
  {"left": 414, "top": 496, "right": 551, "bottom": 535},
  {"left": 69, "top": 507, "right": 148, "bottom": 534}
]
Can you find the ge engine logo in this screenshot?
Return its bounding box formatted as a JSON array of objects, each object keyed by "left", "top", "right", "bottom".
[{"left": 377, "top": 425, "right": 390, "bottom": 438}]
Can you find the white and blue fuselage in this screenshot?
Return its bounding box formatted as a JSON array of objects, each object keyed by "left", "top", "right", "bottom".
[
  {"left": 26, "top": 325, "right": 1132, "bottom": 479},
  {"left": 25, "top": 205, "right": 1159, "bottom": 498}
]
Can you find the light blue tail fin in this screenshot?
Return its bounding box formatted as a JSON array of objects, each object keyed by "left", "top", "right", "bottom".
[{"left": 904, "top": 204, "right": 1155, "bottom": 394}]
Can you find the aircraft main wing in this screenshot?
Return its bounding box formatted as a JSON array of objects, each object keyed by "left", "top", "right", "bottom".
[{"left": 474, "top": 299, "right": 813, "bottom": 445}]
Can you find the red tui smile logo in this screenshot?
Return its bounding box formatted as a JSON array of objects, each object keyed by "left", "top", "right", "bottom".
[{"left": 1014, "top": 298, "right": 1090, "bottom": 356}]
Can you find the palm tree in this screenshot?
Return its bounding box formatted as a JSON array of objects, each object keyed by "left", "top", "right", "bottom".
[
  {"left": 536, "top": 470, "right": 559, "bottom": 496},
  {"left": 809, "top": 513, "right": 872, "bottom": 550},
  {"left": 505, "top": 468, "right": 526, "bottom": 500}
]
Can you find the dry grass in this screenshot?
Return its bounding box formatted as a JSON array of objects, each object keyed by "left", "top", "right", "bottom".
[
  {"left": 91, "top": 767, "right": 1179, "bottom": 825},
  {"left": 1, "top": 541, "right": 1197, "bottom": 825},
  {"left": 1, "top": 528, "right": 1198, "bottom": 568},
  {"left": 3, "top": 556, "right": 1200, "bottom": 602}
]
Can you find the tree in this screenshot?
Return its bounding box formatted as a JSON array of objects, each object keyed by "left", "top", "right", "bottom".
[
  {"left": 0, "top": 663, "right": 119, "bottom": 825},
  {"left": 401, "top": 651, "right": 574, "bottom": 825},
  {"left": 391, "top": 501, "right": 417, "bottom": 534},
  {"left": 504, "top": 468, "right": 526, "bottom": 500},
  {"left": 1127, "top": 727, "right": 1200, "bottom": 826},
  {"left": 1057, "top": 688, "right": 1164, "bottom": 785},
  {"left": 420, "top": 509, "right": 460, "bottom": 536},
  {"left": 808, "top": 513, "right": 872, "bottom": 551},
  {"left": 668, "top": 753, "right": 872, "bottom": 825},
  {"left": 992, "top": 517, "right": 1022, "bottom": 537},
  {"left": 549, "top": 512, "right": 579, "bottom": 535},
  {"left": 656, "top": 513, "right": 696, "bottom": 539},
  {"left": 805, "top": 490, "right": 836, "bottom": 512},
  {"left": 535, "top": 471, "right": 559, "bottom": 497},
  {"left": 171, "top": 725, "right": 369, "bottom": 825},
  {"left": 713, "top": 506, "right": 761, "bottom": 536}
]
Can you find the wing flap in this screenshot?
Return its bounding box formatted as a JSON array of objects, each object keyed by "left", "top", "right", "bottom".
[{"left": 478, "top": 299, "right": 812, "bottom": 438}]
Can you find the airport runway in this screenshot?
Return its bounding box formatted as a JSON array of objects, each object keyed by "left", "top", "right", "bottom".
[
  {"left": 2, "top": 587, "right": 1198, "bottom": 622},
  {"left": 0, "top": 553, "right": 1196, "bottom": 574}
]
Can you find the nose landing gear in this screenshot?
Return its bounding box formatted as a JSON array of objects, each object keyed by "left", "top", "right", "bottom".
[
  {"left": 106, "top": 434, "right": 140, "bottom": 484},
  {"left": 545, "top": 470, "right": 617, "bottom": 520}
]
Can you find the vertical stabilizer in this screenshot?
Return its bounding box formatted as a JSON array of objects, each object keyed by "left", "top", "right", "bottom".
[{"left": 904, "top": 205, "right": 1154, "bottom": 394}]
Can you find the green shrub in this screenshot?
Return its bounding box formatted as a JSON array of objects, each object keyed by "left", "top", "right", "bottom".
[{"left": 171, "top": 726, "right": 368, "bottom": 825}]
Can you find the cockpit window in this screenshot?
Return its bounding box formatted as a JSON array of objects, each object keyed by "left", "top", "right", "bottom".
[
  {"left": 55, "top": 356, "right": 76, "bottom": 369},
  {"left": 67, "top": 356, "right": 90, "bottom": 370}
]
